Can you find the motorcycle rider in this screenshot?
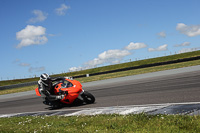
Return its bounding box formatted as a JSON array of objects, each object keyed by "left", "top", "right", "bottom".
[{"left": 38, "top": 73, "right": 65, "bottom": 108}]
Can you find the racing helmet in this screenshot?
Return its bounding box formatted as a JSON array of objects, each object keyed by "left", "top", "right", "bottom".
[{"left": 40, "top": 73, "right": 50, "bottom": 86}]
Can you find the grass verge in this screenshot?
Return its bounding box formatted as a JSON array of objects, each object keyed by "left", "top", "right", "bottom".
[
  {"left": 1, "top": 50, "right": 200, "bottom": 87},
  {"left": 1, "top": 59, "right": 200, "bottom": 95},
  {"left": 0, "top": 85, "right": 37, "bottom": 95},
  {"left": 1, "top": 114, "right": 200, "bottom": 132},
  {"left": 77, "top": 59, "right": 200, "bottom": 83}
]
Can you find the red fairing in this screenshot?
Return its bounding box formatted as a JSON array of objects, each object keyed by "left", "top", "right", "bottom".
[
  {"left": 54, "top": 79, "right": 83, "bottom": 104},
  {"left": 35, "top": 88, "right": 41, "bottom": 96}
]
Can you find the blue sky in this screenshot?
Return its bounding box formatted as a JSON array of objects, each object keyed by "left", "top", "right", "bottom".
[{"left": 0, "top": 0, "right": 200, "bottom": 80}]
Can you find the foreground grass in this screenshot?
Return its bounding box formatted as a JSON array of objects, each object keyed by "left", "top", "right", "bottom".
[
  {"left": 1, "top": 114, "right": 200, "bottom": 132},
  {"left": 0, "top": 59, "right": 200, "bottom": 95}
]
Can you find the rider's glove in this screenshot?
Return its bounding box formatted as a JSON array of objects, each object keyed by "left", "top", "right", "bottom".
[{"left": 56, "top": 94, "right": 65, "bottom": 100}]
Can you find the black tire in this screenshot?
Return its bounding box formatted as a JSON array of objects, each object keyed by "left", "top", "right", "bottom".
[{"left": 82, "top": 91, "right": 95, "bottom": 104}]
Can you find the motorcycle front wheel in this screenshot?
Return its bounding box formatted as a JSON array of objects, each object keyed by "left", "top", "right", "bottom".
[{"left": 82, "top": 91, "right": 95, "bottom": 104}]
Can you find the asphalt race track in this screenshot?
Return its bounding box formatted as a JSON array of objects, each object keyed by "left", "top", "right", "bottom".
[{"left": 0, "top": 66, "right": 200, "bottom": 115}]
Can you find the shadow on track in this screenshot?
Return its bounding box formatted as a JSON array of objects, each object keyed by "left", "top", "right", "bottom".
[{"left": 45, "top": 100, "right": 97, "bottom": 110}]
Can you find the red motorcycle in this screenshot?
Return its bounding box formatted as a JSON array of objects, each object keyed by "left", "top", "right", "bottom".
[{"left": 35, "top": 78, "right": 95, "bottom": 107}]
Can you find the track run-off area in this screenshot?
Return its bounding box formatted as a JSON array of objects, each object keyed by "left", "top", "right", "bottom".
[{"left": 0, "top": 65, "right": 200, "bottom": 117}]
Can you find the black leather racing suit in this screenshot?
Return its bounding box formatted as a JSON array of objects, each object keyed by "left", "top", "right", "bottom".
[{"left": 38, "top": 77, "right": 64, "bottom": 106}]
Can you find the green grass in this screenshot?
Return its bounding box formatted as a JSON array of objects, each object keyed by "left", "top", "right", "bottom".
[
  {"left": 0, "top": 50, "right": 200, "bottom": 87},
  {"left": 1, "top": 114, "right": 200, "bottom": 132},
  {"left": 0, "top": 77, "right": 38, "bottom": 87},
  {"left": 0, "top": 85, "right": 37, "bottom": 95},
  {"left": 77, "top": 59, "right": 200, "bottom": 83},
  {"left": 0, "top": 59, "right": 200, "bottom": 95},
  {"left": 65, "top": 50, "right": 200, "bottom": 77}
]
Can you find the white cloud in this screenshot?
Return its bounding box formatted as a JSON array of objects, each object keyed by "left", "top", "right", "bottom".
[
  {"left": 48, "top": 34, "right": 57, "bottom": 37},
  {"left": 69, "top": 67, "right": 82, "bottom": 72},
  {"left": 55, "top": 4, "right": 70, "bottom": 16},
  {"left": 179, "top": 47, "right": 200, "bottom": 54},
  {"left": 13, "top": 59, "right": 20, "bottom": 64},
  {"left": 28, "top": 10, "right": 48, "bottom": 23},
  {"left": 176, "top": 23, "right": 200, "bottom": 37},
  {"left": 29, "top": 67, "right": 45, "bottom": 73},
  {"left": 174, "top": 42, "right": 191, "bottom": 47},
  {"left": 124, "top": 42, "right": 147, "bottom": 50},
  {"left": 69, "top": 49, "right": 131, "bottom": 72},
  {"left": 157, "top": 31, "right": 166, "bottom": 38},
  {"left": 84, "top": 58, "right": 104, "bottom": 67},
  {"left": 99, "top": 49, "right": 131, "bottom": 60},
  {"left": 16, "top": 25, "right": 48, "bottom": 48},
  {"left": 13, "top": 59, "right": 30, "bottom": 67},
  {"left": 148, "top": 44, "right": 168, "bottom": 52},
  {"left": 19, "top": 63, "right": 30, "bottom": 67},
  {"left": 86, "top": 49, "right": 131, "bottom": 67}
]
